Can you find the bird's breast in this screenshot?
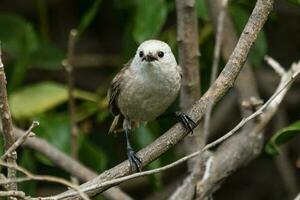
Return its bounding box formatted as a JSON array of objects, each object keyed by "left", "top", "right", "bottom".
[{"left": 118, "top": 66, "right": 181, "bottom": 122}]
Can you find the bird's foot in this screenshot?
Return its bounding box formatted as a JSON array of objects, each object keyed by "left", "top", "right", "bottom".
[
  {"left": 127, "top": 148, "right": 142, "bottom": 172},
  {"left": 174, "top": 111, "right": 197, "bottom": 134}
]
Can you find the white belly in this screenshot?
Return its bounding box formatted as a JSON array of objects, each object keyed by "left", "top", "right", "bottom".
[{"left": 118, "top": 67, "right": 181, "bottom": 122}]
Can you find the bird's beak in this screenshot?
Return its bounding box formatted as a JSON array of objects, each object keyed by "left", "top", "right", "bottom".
[{"left": 142, "top": 54, "right": 158, "bottom": 62}]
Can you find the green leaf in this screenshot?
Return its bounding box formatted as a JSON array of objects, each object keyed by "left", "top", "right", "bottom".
[
  {"left": 196, "top": 0, "right": 209, "bottom": 20},
  {"left": 78, "top": 137, "right": 107, "bottom": 171},
  {"left": 229, "top": 5, "right": 267, "bottom": 67},
  {"left": 9, "top": 81, "right": 98, "bottom": 119},
  {"left": 34, "top": 113, "right": 70, "bottom": 165},
  {"left": 77, "top": 0, "right": 102, "bottom": 36},
  {"left": 9, "top": 82, "right": 68, "bottom": 119},
  {"left": 265, "top": 121, "right": 300, "bottom": 155},
  {"left": 31, "top": 43, "right": 65, "bottom": 70},
  {"left": 133, "top": 0, "right": 167, "bottom": 43},
  {"left": 0, "top": 14, "right": 39, "bottom": 91},
  {"left": 286, "top": 0, "right": 300, "bottom": 5},
  {"left": 0, "top": 14, "right": 38, "bottom": 57}
]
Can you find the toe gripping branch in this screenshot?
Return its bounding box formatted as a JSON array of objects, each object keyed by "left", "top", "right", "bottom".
[
  {"left": 174, "top": 111, "right": 197, "bottom": 134},
  {"left": 125, "top": 129, "right": 142, "bottom": 172}
]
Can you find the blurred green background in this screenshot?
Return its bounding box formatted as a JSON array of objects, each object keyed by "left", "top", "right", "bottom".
[{"left": 0, "top": 0, "right": 300, "bottom": 199}]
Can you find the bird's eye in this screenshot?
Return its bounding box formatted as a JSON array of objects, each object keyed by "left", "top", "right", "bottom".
[
  {"left": 158, "top": 51, "right": 164, "bottom": 58},
  {"left": 139, "top": 51, "right": 144, "bottom": 58}
]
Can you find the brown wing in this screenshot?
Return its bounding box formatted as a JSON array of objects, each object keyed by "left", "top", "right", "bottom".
[{"left": 107, "top": 59, "right": 132, "bottom": 116}]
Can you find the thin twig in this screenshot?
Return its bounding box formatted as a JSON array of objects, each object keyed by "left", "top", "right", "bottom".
[
  {"left": 201, "top": 156, "right": 214, "bottom": 182},
  {"left": 265, "top": 55, "right": 285, "bottom": 76},
  {"left": 55, "top": 60, "right": 300, "bottom": 198},
  {"left": 13, "top": 127, "right": 133, "bottom": 200},
  {"left": 203, "top": 0, "right": 229, "bottom": 140},
  {"left": 203, "top": 63, "right": 300, "bottom": 151},
  {"left": 1, "top": 121, "right": 39, "bottom": 161},
  {"left": 0, "top": 173, "right": 9, "bottom": 190},
  {"left": 295, "top": 193, "right": 300, "bottom": 200},
  {"left": 0, "top": 43, "right": 18, "bottom": 192},
  {"left": 0, "top": 160, "right": 90, "bottom": 200},
  {"left": 62, "top": 29, "right": 79, "bottom": 184},
  {"left": 0, "top": 191, "right": 26, "bottom": 199}
]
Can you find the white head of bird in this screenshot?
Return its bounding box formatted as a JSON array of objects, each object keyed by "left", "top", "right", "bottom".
[{"left": 130, "top": 40, "right": 178, "bottom": 72}]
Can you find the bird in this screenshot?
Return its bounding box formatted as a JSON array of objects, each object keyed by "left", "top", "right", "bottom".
[{"left": 107, "top": 40, "right": 197, "bottom": 172}]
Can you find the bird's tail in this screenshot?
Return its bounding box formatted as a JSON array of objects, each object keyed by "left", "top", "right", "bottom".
[
  {"left": 108, "top": 115, "right": 141, "bottom": 134},
  {"left": 108, "top": 115, "right": 124, "bottom": 134}
]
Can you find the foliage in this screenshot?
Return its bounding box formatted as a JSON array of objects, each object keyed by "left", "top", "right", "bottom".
[
  {"left": 265, "top": 121, "right": 300, "bottom": 155},
  {"left": 133, "top": 0, "right": 167, "bottom": 43},
  {"left": 9, "top": 81, "right": 97, "bottom": 120}
]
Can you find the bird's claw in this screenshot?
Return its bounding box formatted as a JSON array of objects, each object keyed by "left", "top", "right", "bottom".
[
  {"left": 174, "top": 112, "right": 197, "bottom": 134},
  {"left": 127, "top": 148, "right": 142, "bottom": 172}
]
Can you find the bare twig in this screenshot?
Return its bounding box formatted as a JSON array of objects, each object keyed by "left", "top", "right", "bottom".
[
  {"left": 12, "top": 127, "right": 133, "bottom": 200},
  {"left": 14, "top": 128, "right": 132, "bottom": 200},
  {"left": 0, "top": 160, "right": 90, "bottom": 200},
  {"left": 0, "top": 191, "right": 26, "bottom": 199},
  {"left": 203, "top": 64, "right": 300, "bottom": 151},
  {"left": 265, "top": 55, "right": 285, "bottom": 76},
  {"left": 295, "top": 193, "right": 300, "bottom": 200},
  {"left": 205, "top": 0, "right": 260, "bottom": 116},
  {"left": 0, "top": 173, "right": 9, "bottom": 190},
  {"left": 196, "top": 60, "right": 300, "bottom": 199},
  {"left": 203, "top": 0, "right": 229, "bottom": 140},
  {"left": 1, "top": 121, "right": 39, "bottom": 161},
  {"left": 0, "top": 43, "right": 17, "bottom": 192},
  {"left": 201, "top": 156, "right": 214, "bottom": 182},
  {"left": 62, "top": 29, "right": 79, "bottom": 184}
]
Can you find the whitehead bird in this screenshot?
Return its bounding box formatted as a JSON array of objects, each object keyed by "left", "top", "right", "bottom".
[{"left": 108, "top": 40, "right": 197, "bottom": 171}]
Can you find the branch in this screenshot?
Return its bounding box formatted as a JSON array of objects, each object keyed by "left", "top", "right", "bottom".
[
  {"left": 41, "top": 0, "right": 274, "bottom": 198},
  {"left": 0, "top": 160, "right": 90, "bottom": 200},
  {"left": 0, "top": 44, "right": 17, "bottom": 192},
  {"left": 12, "top": 127, "right": 133, "bottom": 200},
  {"left": 205, "top": 0, "right": 260, "bottom": 115},
  {"left": 1, "top": 121, "right": 38, "bottom": 161},
  {"left": 0, "top": 191, "right": 26, "bottom": 199},
  {"left": 62, "top": 29, "right": 79, "bottom": 184},
  {"left": 196, "top": 60, "right": 300, "bottom": 199}
]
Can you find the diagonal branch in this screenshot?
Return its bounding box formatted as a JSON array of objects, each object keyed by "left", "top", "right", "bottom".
[
  {"left": 0, "top": 160, "right": 90, "bottom": 200},
  {"left": 196, "top": 60, "right": 300, "bottom": 199}
]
